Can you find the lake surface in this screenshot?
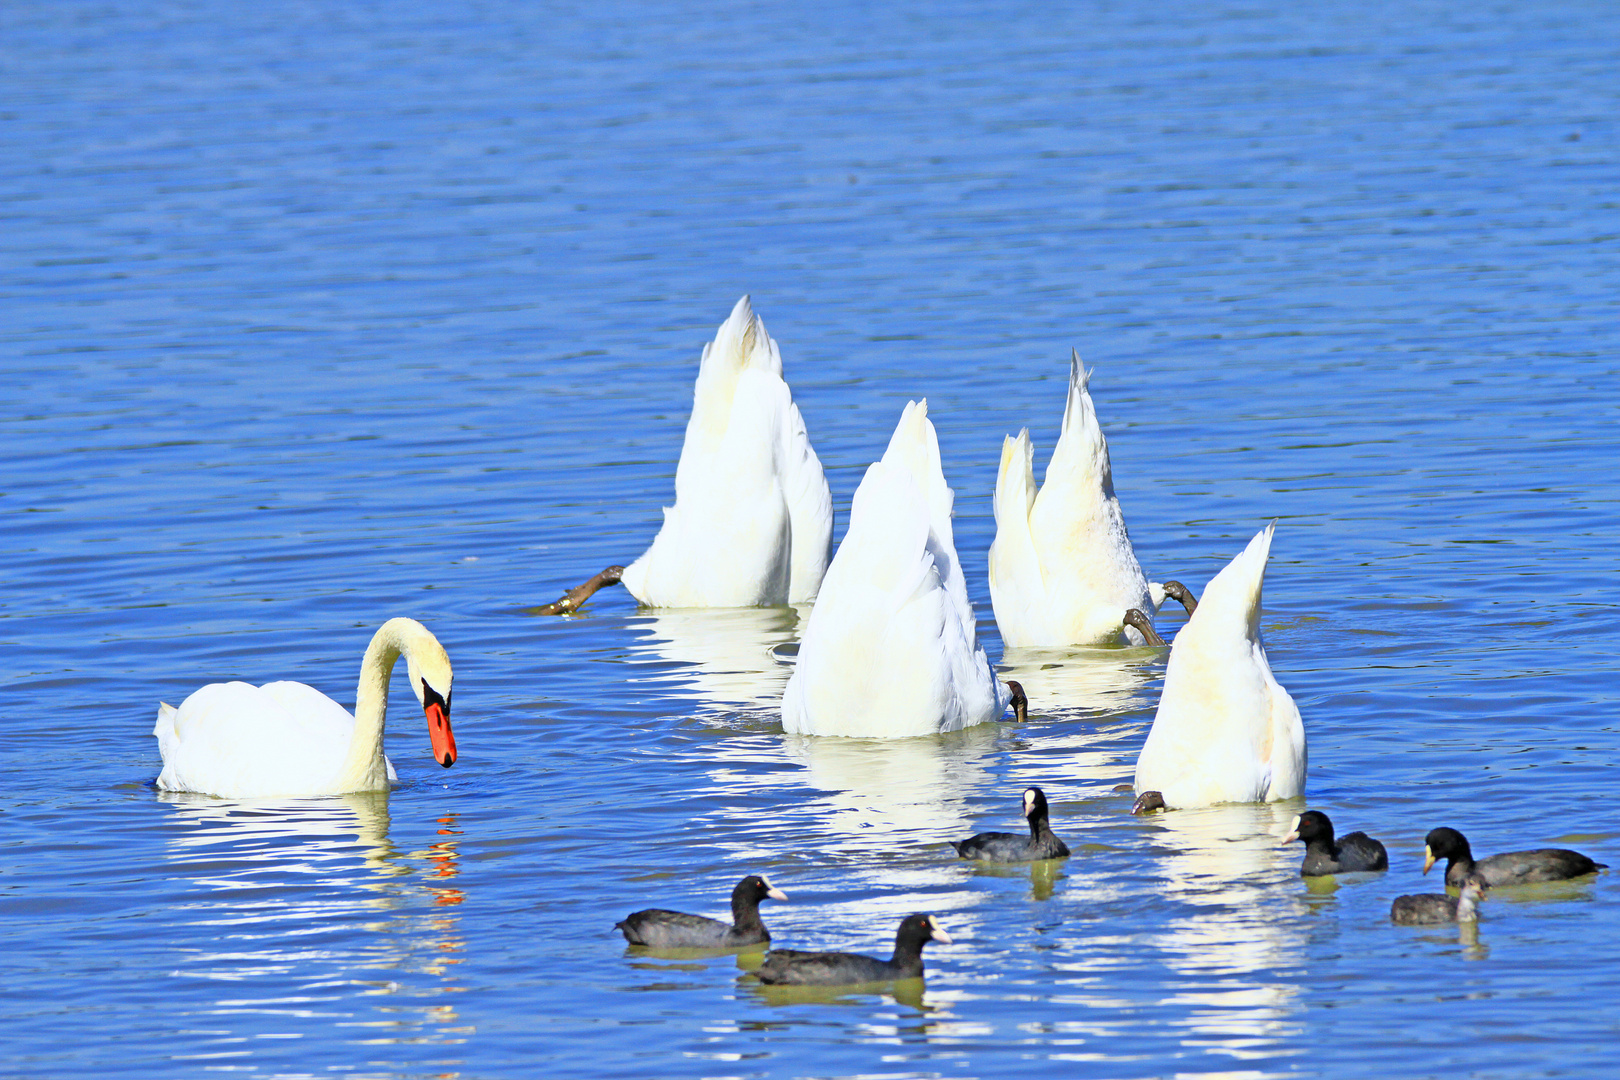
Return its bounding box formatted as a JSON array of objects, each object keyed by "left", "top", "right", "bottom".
[{"left": 4, "top": 1, "right": 1618, "bottom": 1077}]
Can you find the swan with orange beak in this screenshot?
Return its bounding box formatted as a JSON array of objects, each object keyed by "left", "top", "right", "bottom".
[{"left": 154, "top": 617, "right": 457, "bottom": 798}]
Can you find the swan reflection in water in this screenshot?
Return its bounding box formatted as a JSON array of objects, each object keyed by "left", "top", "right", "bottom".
[
  {"left": 1139, "top": 802, "right": 1305, "bottom": 1058},
  {"left": 624, "top": 605, "right": 802, "bottom": 717},
  {"left": 997, "top": 645, "right": 1156, "bottom": 720},
  {"left": 157, "top": 791, "right": 470, "bottom": 1049},
  {"left": 780, "top": 730, "right": 1001, "bottom": 859}
]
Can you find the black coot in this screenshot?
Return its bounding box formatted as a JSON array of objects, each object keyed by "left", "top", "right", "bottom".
[
  {"left": 755, "top": 914, "right": 952, "bottom": 985},
  {"left": 1283, "top": 810, "right": 1388, "bottom": 876},
  {"left": 615, "top": 874, "right": 787, "bottom": 948},
  {"left": 1391, "top": 878, "right": 1486, "bottom": 925},
  {"left": 1423, "top": 827, "right": 1607, "bottom": 888},
  {"left": 951, "top": 787, "right": 1069, "bottom": 862}
]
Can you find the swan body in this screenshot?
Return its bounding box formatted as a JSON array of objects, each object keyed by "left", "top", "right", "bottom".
[
  {"left": 154, "top": 618, "right": 456, "bottom": 799},
  {"left": 990, "top": 352, "right": 1165, "bottom": 647},
  {"left": 1133, "top": 525, "right": 1305, "bottom": 808},
  {"left": 620, "top": 295, "right": 833, "bottom": 607},
  {"left": 782, "top": 400, "right": 1010, "bottom": 737}
]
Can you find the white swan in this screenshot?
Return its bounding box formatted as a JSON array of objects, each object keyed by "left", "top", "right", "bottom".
[
  {"left": 536, "top": 296, "right": 833, "bottom": 613},
  {"left": 782, "top": 400, "right": 1012, "bottom": 738},
  {"left": 153, "top": 618, "right": 456, "bottom": 799},
  {"left": 989, "top": 352, "right": 1189, "bottom": 647},
  {"left": 1132, "top": 525, "right": 1305, "bottom": 809}
]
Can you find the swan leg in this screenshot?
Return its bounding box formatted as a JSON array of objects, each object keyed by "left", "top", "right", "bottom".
[
  {"left": 533, "top": 566, "right": 625, "bottom": 615},
  {"left": 1123, "top": 609, "right": 1166, "bottom": 647},
  {"left": 1161, "top": 580, "right": 1198, "bottom": 616},
  {"left": 1005, "top": 680, "right": 1027, "bottom": 723},
  {"left": 1131, "top": 790, "right": 1166, "bottom": 815}
]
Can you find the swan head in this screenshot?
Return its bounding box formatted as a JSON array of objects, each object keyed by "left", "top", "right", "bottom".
[{"left": 396, "top": 621, "right": 456, "bottom": 769}]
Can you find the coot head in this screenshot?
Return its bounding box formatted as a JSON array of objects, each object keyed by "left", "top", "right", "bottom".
[
  {"left": 897, "top": 913, "right": 953, "bottom": 948},
  {"left": 1422, "top": 827, "right": 1472, "bottom": 874},
  {"left": 1283, "top": 810, "right": 1334, "bottom": 846},
  {"left": 736, "top": 875, "right": 789, "bottom": 904},
  {"left": 1022, "top": 786, "right": 1049, "bottom": 823}
]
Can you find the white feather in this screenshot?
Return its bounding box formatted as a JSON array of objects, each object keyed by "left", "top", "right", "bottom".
[
  {"left": 989, "top": 352, "right": 1158, "bottom": 646},
  {"left": 782, "top": 400, "right": 1009, "bottom": 737},
  {"left": 621, "top": 296, "right": 833, "bottom": 607},
  {"left": 153, "top": 618, "right": 449, "bottom": 799},
  {"left": 1133, "top": 525, "right": 1306, "bottom": 808}
]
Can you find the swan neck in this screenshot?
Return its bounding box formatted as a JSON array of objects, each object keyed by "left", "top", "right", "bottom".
[{"left": 341, "top": 623, "right": 409, "bottom": 789}]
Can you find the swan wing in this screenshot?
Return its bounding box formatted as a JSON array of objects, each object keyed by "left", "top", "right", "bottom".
[
  {"left": 783, "top": 402, "right": 1005, "bottom": 737},
  {"left": 989, "top": 430, "right": 1048, "bottom": 647},
  {"left": 623, "top": 297, "right": 810, "bottom": 607},
  {"left": 1025, "top": 354, "right": 1154, "bottom": 644},
  {"left": 1134, "top": 525, "right": 1301, "bottom": 806},
  {"left": 1262, "top": 661, "right": 1306, "bottom": 801},
  {"left": 781, "top": 397, "right": 833, "bottom": 603},
  {"left": 155, "top": 681, "right": 358, "bottom": 798}
]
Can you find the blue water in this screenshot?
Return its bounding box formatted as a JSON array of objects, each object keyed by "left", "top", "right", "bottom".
[{"left": 5, "top": 1, "right": 1619, "bottom": 1077}]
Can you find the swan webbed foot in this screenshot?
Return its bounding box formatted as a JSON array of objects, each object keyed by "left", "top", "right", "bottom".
[
  {"left": 1006, "top": 680, "right": 1027, "bottom": 723},
  {"left": 1161, "top": 580, "right": 1198, "bottom": 616},
  {"left": 533, "top": 565, "right": 626, "bottom": 616},
  {"left": 1131, "top": 790, "right": 1166, "bottom": 815},
  {"left": 1123, "top": 609, "right": 1166, "bottom": 647}
]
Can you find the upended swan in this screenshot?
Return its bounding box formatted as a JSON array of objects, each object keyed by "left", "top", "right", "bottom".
[
  {"left": 990, "top": 352, "right": 1195, "bottom": 648},
  {"left": 782, "top": 400, "right": 1012, "bottom": 738},
  {"left": 536, "top": 296, "right": 833, "bottom": 612},
  {"left": 1132, "top": 525, "right": 1305, "bottom": 810},
  {"left": 153, "top": 617, "right": 456, "bottom": 799}
]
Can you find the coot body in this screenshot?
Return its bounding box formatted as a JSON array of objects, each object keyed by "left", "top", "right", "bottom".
[
  {"left": 616, "top": 875, "right": 787, "bottom": 948},
  {"left": 755, "top": 914, "right": 951, "bottom": 985},
  {"left": 952, "top": 787, "right": 1070, "bottom": 862},
  {"left": 1392, "top": 878, "right": 1485, "bottom": 925},
  {"left": 1284, "top": 810, "right": 1388, "bottom": 876},
  {"left": 1423, "top": 827, "right": 1607, "bottom": 888}
]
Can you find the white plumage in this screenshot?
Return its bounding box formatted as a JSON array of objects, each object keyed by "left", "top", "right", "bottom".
[
  {"left": 989, "top": 352, "right": 1164, "bottom": 647},
  {"left": 1133, "top": 525, "right": 1306, "bottom": 808},
  {"left": 782, "top": 400, "right": 1009, "bottom": 738},
  {"left": 153, "top": 618, "right": 455, "bottom": 799},
  {"left": 620, "top": 295, "right": 832, "bottom": 607}
]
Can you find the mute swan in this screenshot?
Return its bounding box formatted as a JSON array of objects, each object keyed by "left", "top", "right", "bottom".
[
  {"left": 989, "top": 352, "right": 1195, "bottom": 647},
  {"left": 153, "top": 617, "right": 456, "bottom": 799},
  {"left": 1132, "top": 524, "right": 1305, "bottom": 810},
  {"left": 782, "top": 400, "right": 1012, "bottom": 738},
  {"left": 536, "top": 296, "right": 832, "bottom": 613}
]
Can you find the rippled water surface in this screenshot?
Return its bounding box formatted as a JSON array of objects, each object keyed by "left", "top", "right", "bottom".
[{"left": 5, "top": 1, "right": 1619, "bottom": 1077}]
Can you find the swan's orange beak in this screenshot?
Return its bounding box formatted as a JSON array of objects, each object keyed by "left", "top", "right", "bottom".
[{"left": 426, "top": 701, "right": 457, "bottom": 768}]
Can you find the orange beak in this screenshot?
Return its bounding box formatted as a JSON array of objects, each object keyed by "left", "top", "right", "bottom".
[{"left": 426, "top": 700, "right": 457, "bottom": 768}]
